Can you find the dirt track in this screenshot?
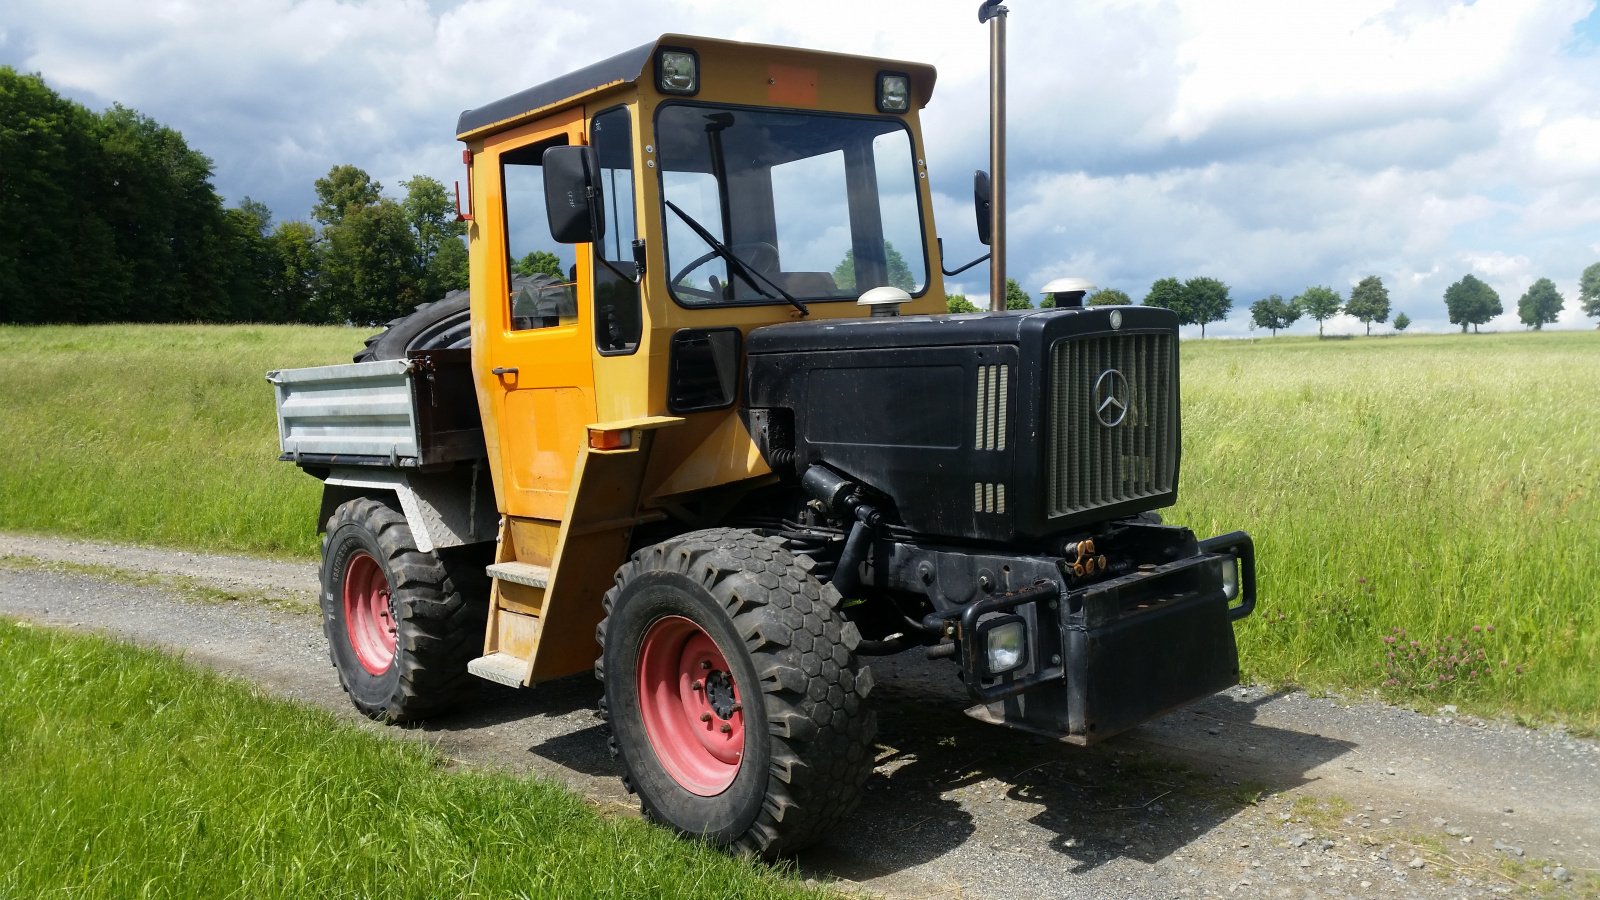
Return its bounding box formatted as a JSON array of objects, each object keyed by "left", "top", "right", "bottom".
[{"left": 1, "top": 532, "right": 1595, "bottom": 899}]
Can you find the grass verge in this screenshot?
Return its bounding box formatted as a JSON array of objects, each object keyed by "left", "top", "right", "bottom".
[{"left": 0, "top": 618, "right": 829, "bottom": 899}]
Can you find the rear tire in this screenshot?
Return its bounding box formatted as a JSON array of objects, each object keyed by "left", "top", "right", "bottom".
[
  {"left": 320, "top": 497, "right": 486, "bottom": 722},
  {"left": 595, "top": 528, "right": 876, "bottom": 858},
  {"left": 353, "top": 292, "right": 471, "bottom": 362}
]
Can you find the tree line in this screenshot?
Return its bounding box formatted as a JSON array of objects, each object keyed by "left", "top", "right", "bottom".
[
  {"left": 1, "top": 68, "right": 464, "bottom": 326},
  {"left": 946, "top": 266, "right": 1600, "bottom": 335}
]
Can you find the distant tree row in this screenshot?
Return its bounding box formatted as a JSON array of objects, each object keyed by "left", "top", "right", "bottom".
[{"left": 0, "top": 68, "right": 465, "bottom": 326}]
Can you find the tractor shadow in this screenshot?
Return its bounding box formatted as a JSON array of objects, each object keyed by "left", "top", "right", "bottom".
[{"left": 800, "top": 653, "right": 1355, "bottom": 883}]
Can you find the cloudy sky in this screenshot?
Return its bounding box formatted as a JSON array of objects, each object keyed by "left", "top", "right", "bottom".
[{"left": 5, "top": 0, "right": 1599, "bottom": 334}]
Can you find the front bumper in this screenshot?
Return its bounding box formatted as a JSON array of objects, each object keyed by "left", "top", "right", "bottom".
[{"left": 952, "top": 531, "right": 1257, "bottom": 745}]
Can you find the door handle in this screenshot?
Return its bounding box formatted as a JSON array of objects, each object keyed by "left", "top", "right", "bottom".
[{"left": 491, "top": 367, "right": 519, "bottom": 377}]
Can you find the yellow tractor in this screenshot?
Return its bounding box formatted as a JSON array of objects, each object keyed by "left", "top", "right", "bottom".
[{"left": 271, "top": 13, "right": 1255, "bottom": 857}]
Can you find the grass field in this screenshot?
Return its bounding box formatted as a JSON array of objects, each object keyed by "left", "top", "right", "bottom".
[
  {"left": 1169, "top": 331, "right": 1599, "bottom": 730},
  {"left": 0, "top": 324, "right": 1596, "bottom": 730},
  {"left": 0, "top": 619, "right": 823, "bottom": 899}
]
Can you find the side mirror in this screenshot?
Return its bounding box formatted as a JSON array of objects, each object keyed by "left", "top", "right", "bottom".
[
  {"left": 973, "top": 170, "right": 992, "bottom": 246},
  {"left": 543, "top": 146, "right": 605, "bottom": 244}
]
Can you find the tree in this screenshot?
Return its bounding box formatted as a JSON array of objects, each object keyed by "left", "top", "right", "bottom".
[
  {"left": 1004, "top": 278, "right": 1031, "bottom": 310},
  {"left": 1294, "top": 285, "right": 1343, "bottom": 337},
  {"left": 266, "top": 220, "right": 321, "bottom": 323},
  {"left": 402, "top": 175, "right": 468, "bottom": 300},
  {"left": 1580, "top": 262, "right": 1600, "bottom": 327},
  {"left": 1248, "top": 294, "right": 1300, "bottom": 336},
  {"left": 1393, "top": 312, "right": 1411, "bottom": 333},
  {"left": 513, "top": 250, "right": 565, "bottom": 279},
  {"left": 1087, "top": 288, "right": 1132, "bottom": 306},
  {"left": 1516, "top": 278, "right": 1563, "bottom": 330},
  {"left": 1184, "top": 276, "right": 1231, "bottom": 338},
  {"left": 1142, "top": 277, "right": 1189, "bottom": 321},
  {"left": 313, "top": 165, "right": 382, "bottom": 227},
  {"left": 1345, "top": 275, "right": 1391, "bottom": 336},
  {"left": 946, "top": 293, "right": 978, "bottom": 313},
  {"left": 320, "top": 199, "right": 422, "bottom": 325},
  {"left": 832, "top": 242, "right": 915, "bottom": 293},
  {"left": 1443, "top": 274, "right": 1501, "bottom": 333}
]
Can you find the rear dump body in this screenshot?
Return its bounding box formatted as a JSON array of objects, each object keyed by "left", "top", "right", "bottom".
[{"left": 268, "top": 349, "right": 483, "bottom": 471}]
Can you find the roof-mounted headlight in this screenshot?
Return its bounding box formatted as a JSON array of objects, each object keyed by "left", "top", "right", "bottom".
[
  {"left": 657, "top": 49, "right": 699, "bottom": 95},
  {"left": 877, "top": 71, "right": 910, "bottom": 113}
]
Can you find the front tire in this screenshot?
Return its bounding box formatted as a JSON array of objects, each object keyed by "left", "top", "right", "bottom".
[
  {"left": 320, "top": 497, "right": 486, "bottom": 722},
  {"left": 596, "top": 529, "right": 877, "bottom": 857}
]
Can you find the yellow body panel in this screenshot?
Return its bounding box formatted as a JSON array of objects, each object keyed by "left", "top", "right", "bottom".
[{"left": 460, "top": 36, "right": 946, "bottom": 682}]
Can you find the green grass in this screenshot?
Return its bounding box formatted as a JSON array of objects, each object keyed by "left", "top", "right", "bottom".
[
  {"left": 0, "top": 618, "right": 827, "bottom": 899},
  {"left": 0, "top": 324, "right": 356, "bottom": 557},
  {"left": 1, "top": 324, "right": 1596, "bottom": 729},
  {"left": 1168, "top": 331, "right": 1600, "bottom": 731}
]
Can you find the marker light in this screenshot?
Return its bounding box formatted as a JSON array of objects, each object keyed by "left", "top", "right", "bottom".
[
  {"left": 877, "top": 72, "right": 910, "bottom": 113},
  {"left": 1217, "top": 557, "right": 1240, "bottom": 601},
  {"left": 657, "top": 50, "right": 698, "bottom": 95}
]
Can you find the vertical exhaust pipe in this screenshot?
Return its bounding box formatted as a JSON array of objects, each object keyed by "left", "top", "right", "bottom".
[{"left": 980, "top": 2, "right": 1009, "bottom": 312}]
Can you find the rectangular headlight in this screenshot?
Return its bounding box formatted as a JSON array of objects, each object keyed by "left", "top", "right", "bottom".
[
  {"left": 877, "top": 71, "right": 910, "bottom": 112},
  {"left": 979, "top": 614, "right": 1028, "bottom": 676},
  {"left": 657, "top": 49, "right": 698, "bottom": 95}
]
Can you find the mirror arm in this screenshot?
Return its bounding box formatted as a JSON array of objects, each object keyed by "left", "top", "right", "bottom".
[{"left": 939, "top": 239, "right": 991, "bottom": 277}]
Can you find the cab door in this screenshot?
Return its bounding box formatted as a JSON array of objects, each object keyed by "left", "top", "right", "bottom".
[{"left": 473, "top": 109, "right": 596, "bottom": 521}]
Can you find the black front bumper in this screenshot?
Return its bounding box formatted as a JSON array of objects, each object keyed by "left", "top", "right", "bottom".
[{"left": 955, "top": 531, "right": 1256, "bottom": 745}]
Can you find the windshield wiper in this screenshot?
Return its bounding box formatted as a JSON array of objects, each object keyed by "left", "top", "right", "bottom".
[{"left": 664, "top": 200, "right": 809, "bottom": 317}]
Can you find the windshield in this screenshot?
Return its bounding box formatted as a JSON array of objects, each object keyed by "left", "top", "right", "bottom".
[{"left": 655, "top": 104, "right": 927, "bottom": 307}]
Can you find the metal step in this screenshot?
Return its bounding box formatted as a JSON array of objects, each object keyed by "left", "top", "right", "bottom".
[
  {"left": 486, "top": 561, "right": 550, "bottom": 589},
  {"left": 467, "top": 652, "right": 528, "bottom": 688}
]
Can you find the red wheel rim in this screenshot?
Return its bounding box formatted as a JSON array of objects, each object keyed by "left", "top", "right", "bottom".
[
  {"left": 637, "top": 615, "right": 744, "bottom": 796},
  {"left": 342, "top": 550, "right": 396, "bottom": 675}
]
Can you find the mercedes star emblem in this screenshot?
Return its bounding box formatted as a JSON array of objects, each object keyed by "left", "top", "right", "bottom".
[{"left": 1093, "top": 369, "right": 1129, "bottom": 427}]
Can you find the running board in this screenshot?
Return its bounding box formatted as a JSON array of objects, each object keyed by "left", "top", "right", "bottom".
[
  {"left": 467, "top": 652, "right": 528, "bottom": 688},
  {"left": 486, "top": 561, "right": 549, "bottom": 588}
]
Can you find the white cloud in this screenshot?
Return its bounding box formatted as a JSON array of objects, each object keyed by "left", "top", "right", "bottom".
[{"left": 4, "top": 0, "right": 1600, "bottom": 337}]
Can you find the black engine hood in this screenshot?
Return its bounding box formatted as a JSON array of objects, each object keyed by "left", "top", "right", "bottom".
[{"left": 746, "top": 305, "right": 1177, "bottom": 355}]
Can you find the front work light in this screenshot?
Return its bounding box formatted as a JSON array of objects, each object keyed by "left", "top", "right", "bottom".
[
  {"left": 877, "top": 72, "right": 910, "bottom": 112},
  {"left": 657, "top": 49, "right": 698, "bottom": 95},
  {"left": 978, "top": 614, "right": 1028, "bottom": 676}
]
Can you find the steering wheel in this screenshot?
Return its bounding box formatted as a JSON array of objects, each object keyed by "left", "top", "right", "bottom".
[{"left": 670, "top": 242, "right": 780, "bottom": 300}]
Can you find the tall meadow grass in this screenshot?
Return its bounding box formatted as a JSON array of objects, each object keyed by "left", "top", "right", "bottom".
[
  {"left": 0, "top": 324, "right": 355, "bottom": 556},
  {"left": 1170, "top": 332, "right": 1599, "bottom": 729},
  {"left": 0, "top": 324, "right": 1595, "bottom": 727}
]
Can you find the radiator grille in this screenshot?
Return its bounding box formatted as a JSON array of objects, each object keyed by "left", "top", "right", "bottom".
[{"left": 1047, "top": 333, "right": 1177, "bottom": 517}]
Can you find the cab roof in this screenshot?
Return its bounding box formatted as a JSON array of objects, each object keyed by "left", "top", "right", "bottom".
[{"left": 455, "top": 33, "right": 937, "bottom": 141}]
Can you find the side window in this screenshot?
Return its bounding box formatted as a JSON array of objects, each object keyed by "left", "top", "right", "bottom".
[
  {"left": 591, "top": 107, "right": 641, "bottom": 354},
  {"left": 502, "top": 138, "right": 577, "bottom": 331}
]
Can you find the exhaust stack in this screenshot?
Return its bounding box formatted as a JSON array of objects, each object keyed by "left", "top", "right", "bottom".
[{"left": 981, "top": 1, "right": 1009, "bottom": 312}]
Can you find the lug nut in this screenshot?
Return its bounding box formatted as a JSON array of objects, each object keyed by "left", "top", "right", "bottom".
[
  {"left": 700, "top": 712, "right": 712, "bottom": 723},
  {"left": 691, "top": 680, "right": 703, "bottom": 691},
  {"left": 719, "top": 723, "right": 732, "bottom": 734},
  {"left": 700, "top": 660, "right": 712, "bottom": 670}
]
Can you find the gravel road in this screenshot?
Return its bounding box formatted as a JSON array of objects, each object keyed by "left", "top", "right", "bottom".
[{"left": 2, "top": 532, "right": 1595, "bottom": 899}]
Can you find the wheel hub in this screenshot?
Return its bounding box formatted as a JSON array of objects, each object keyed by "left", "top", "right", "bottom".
[
  {"left": 636, "top": 615, "right": 744, "bottom": 796},
  {"left": 705, "top": 670, "right": 737, "bottom": 719},
  {"left": 342, "top": 550, "right": 396, "bottom": 675}
]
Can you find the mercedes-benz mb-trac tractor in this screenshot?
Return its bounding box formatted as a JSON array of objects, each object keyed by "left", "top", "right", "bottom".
[{"left": 270, "top": 11, "right": 1256, "bottom": 857}]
